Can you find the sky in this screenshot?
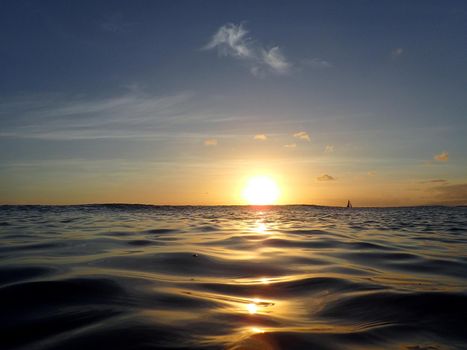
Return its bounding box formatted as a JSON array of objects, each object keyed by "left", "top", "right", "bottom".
[{"left": 0, "top": 0, "right": 466, "bottom": 206}]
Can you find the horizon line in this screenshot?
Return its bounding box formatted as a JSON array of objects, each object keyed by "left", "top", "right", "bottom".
[{"left": 0, "top": 202, "right": 465, "bottom": 209}]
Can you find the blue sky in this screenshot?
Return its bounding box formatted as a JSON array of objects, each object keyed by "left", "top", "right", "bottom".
[{"left": 1, "top": 0, "right": 466, "bottom": 205}]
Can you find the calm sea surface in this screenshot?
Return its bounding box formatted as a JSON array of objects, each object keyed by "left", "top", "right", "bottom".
[{"left": 1, "top": 205, "right": 467, "bottom": 350}]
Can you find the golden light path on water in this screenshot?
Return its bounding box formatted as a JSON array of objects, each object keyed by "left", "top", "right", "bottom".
[{"left": 195, "top": 210, "right": 331, "bottom": 349}]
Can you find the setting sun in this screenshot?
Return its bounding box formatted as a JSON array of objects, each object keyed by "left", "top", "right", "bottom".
[{"left": 242, "top": 176, "right": 280, "bottom": 205}]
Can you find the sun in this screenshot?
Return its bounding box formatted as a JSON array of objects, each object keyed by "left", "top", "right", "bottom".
[{"left": 242, "top": 176, "right": 280, "bottom": 205}]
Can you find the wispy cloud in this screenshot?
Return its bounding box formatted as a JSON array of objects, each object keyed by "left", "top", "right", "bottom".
[
  {"left": 205, "top": 23, "right": 291, "bottom": 76},
  {"left": 0, "top": 92, "right": 235, "bottom": 140},
  {"left": 100, "top": 13, "right": 136, "bottom": 33},
  {"left": 203, "top": 138, "right": 218, "bottom": 146},
  {"left": 420, "top": 179, "right": 447, "bottom": 184},
  {"left": 284, "top": 143, "right": 296, "bottom": 148},
  {"left": 434, "top": 151, "right": 449, "bottom": 161},
  {"left": 204, "top": 23, "right": 252, "bottom": 58},
  {"left": 429, "top": 183, "right": 467, "bottom": 205},
  {"left": 392, "top": 47, "right": 404, "bottom": 58},
  {"left": 293, "top": 131, "right": 310, "bottom": 142},
  {"left": 317, "top": 174, "right": 335, "bottom": 181},
  {"left": 324, "top": 144, "right": 334, "bottom": 153},
  {"left": 303, "top": 58, "right": 333, "bottom": 69},
  {"left": 260, "top": 47, "right": 290, "bottom": 74},
  {"left": 254, "top": 134, "right": 267, "bottom": 141},
  {"left": 367, "top": 171, "right": 376, "bottom": 177}
]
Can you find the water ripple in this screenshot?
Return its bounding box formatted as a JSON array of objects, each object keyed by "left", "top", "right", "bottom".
[{"left": 0, "top": 205, "right": 466, "bottom": 349}]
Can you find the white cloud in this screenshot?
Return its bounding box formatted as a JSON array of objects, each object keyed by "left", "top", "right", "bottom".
[
  {"left": 204, "top": 23, "right": 291, "bottom": 77},
  {"left": 293, "top": 131, "right": 310, "bottom": 142},
  {"left": 284, "top": 143, "right": 296, "bottom": 148},
  {"left": 254, "top": 134, "right": 267, "bottom": 141},
  {"left": 324, "top": 144, "right": 334, "bottom": 153},
  {"left": 434, "top": 151, "right": 449, "bottom": 161},
  {"left": 317, "top": 174, "right": 335, "bottom": 181},
  {"left": 204, "top": 138, "right": 218, "bottom": 146},
  {"left": 261, "top": 47, "right": 290, "bottom": 74},
  {"left": 204, "top": 23, "right": 252, "bottom": 58}
]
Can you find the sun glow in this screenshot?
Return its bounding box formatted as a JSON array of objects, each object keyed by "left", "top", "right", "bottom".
[
  {"left": 247, "top": 303, "right": 258, "bottom": 314},
  {"left": 242, "top": 176, "right": 280, "bottom": 205}
]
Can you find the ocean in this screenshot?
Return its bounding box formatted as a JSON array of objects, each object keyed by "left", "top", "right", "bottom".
[{"left": 1, "top": 205, "right": 466, "bottom": 350}]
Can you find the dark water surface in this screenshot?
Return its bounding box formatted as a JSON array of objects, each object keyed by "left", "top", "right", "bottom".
[{"left": 1, "top": 205, "right": 467, "bottom": 350}]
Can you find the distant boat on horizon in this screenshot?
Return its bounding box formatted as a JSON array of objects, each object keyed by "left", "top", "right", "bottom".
[{"left": 346, "top": 200, "right": 352, "bottom": 208}]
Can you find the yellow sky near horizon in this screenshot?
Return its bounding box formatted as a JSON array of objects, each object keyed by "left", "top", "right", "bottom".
[{"left": 1, "top": 156, "right": 463, "bottom": 206}]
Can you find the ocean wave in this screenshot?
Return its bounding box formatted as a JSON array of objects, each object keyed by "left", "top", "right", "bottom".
[{"left": 1, "top": 206, "right": 466, "bottom": 349}]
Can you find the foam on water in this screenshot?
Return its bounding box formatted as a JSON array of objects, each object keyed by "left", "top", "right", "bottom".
[{"left": 1, "top": 205, "right": 467, "bottom": 350}]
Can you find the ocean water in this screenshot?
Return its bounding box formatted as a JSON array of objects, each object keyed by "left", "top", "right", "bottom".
[{"left": 1, "top": 205, "right": 467, "bottom": 350}]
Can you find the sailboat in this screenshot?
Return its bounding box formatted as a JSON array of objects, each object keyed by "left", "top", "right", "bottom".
[{"left": 346, "top": 200, "right": 352, "bottom": 208}]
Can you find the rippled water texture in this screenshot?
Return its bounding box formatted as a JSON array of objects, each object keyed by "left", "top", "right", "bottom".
[{"left": 1, "top": 205, "right": 467, "bottom": 350}]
